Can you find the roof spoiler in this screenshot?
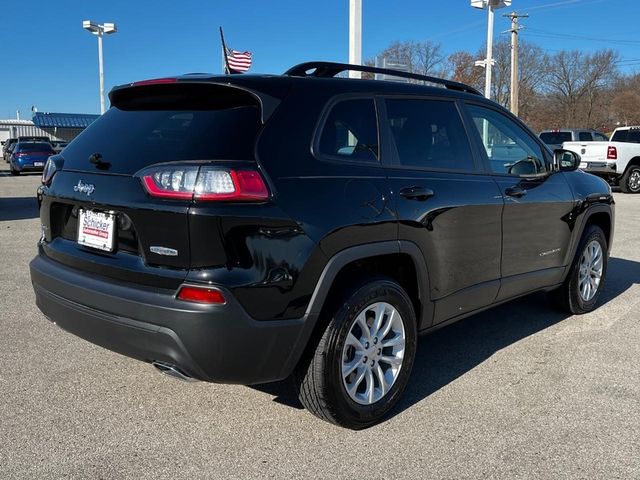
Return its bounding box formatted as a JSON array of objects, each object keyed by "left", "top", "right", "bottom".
[{"left": 109, "top": 80, "right": 280, "bottom": 124}]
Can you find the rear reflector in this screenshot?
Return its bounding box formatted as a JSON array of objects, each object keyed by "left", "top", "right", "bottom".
[
  {"left": 177, "top": 285, "right": 226, "bottom": 304},
  {"left": 139, "top": 164, "right": 269, "bottom": 201},
  {"left": 607, "top": 146, "right": 617, "bottom": 160}
]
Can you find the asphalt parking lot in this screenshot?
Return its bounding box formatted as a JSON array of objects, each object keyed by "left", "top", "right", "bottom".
[{"left": 0, "top": 165, "right": 638, "bottom": 479}]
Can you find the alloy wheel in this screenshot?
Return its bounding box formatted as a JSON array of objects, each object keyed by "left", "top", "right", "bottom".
[
  {"left": 578, "top": 240, "right": 604, "bottom": 302},
  {"left": 628, "top": 169, "right": 640, "bottom": 192},
  {"left": 341, "top": 302, "right": 405, "bottom": 405}
]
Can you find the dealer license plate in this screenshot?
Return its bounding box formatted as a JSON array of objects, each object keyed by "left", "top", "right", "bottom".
[{"left": 77, "top": 209, "right": 115, "bottom": 252}]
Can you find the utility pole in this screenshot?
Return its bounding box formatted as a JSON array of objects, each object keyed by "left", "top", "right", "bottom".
[
  {"left": 349, "top": 0, "right": 362, "bottom": 78},
  {"left": 504, "top": 11, "right": 528, "bottom": 116}
]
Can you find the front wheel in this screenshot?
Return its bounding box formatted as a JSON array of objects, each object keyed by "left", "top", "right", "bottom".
[
  {"left": 294, "top": 278, "right": 417, "bottom": 429},
  {"left": 620, "top": 165, "right": 640, "bottom": 193},
  {"left": 553, "top": 225, "right": 608, "bottom": 314}
]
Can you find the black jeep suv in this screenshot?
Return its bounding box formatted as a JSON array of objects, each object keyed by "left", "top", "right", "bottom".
[{"left": 30, "top": 62, "right": 614, "bottom": 429}]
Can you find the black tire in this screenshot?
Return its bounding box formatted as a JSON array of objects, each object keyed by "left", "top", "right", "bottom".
[
  {"left": 294, "top": 277, "right": 417, "bottom": 429},
  {"left": 10, "top": 165, "right": 19, "bottom": 176},
  {"left": 619, "top": 164, "right": 640, "bottom": 193},
  {"left": 553, "top": 225, "right": 608, "bottom": 314}
]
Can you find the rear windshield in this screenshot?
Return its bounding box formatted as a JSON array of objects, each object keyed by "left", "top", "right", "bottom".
[
  {"left": 17, "top": 142, "right": 54, "bottom": 151},
  {"left": 539, "top": 132, "right": 572, "bottom": 144},
  {"left": 62, "top": 85, "right": 262, "bottom": 174}
]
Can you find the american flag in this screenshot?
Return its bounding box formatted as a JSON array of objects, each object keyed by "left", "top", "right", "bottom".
[{"left": 226, "top": 49, "right": 252, "bottom": 73}]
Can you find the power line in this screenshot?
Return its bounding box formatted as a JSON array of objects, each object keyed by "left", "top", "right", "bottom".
[
  {"left": 526, "top": 28, "right": 640, "bottom": 45},
  {"left": 526, "top": 0, "right": 608, "bottom": 12}
]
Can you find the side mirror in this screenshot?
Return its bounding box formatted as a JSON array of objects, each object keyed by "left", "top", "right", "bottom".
[{"left": 554, "top": 149, "right": 580, "bottom": 172}]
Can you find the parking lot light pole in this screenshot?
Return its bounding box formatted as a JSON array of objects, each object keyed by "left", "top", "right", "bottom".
[
  {"left": 471, "top": 0, "right": 510, "bottom": 147},
  {"left": 82, "top": 20, "right": 117, "bottom": 114},
  {"left": 471, "top": 0, "right": 511, "bottom": 99}
]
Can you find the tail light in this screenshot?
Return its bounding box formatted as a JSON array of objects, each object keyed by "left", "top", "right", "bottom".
[
  {"left": 17, "top": 151, "right": 51, "bottom": 157},
  {"left": 177, "top": 285, "right": 226, "bottom": 304},
  {"left": 607, "top": 146, "right": 617, "bottom": 160},
  {"left": 41, "top": 156, "right": 63, "bottom": 186},
  {"left": 138, "top": 164, "right": 269, "bottom": 201}
]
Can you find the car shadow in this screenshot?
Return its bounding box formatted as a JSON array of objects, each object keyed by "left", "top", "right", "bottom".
[
  {"left": 0, "top": 196, "right": 40, "bottom": 221},
  {"left": 251, "top": 257, "right": 640, "bottom": 419}
]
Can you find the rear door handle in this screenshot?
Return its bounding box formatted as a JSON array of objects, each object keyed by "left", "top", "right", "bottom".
[
  {"left": 399, "top": 186, "right": 435, "bottom": 201},
  {"left": 505, "top": 186, "right": 527, "bottom": 198}
]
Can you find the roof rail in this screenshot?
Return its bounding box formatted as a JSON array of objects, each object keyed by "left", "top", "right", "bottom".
[{"left": 284, "top": 61, "right": 482, "bottom": 96}]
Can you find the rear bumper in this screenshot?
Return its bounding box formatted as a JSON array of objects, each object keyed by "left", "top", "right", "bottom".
[
  {"left": 30, "top": 253, "right": 316, "bottom": 384},
  {"left": 13, "top": 163, "right": 45, "bottom": 172},
  {"left": 580, "top": 161, "right": 618, "bottom": 177}
]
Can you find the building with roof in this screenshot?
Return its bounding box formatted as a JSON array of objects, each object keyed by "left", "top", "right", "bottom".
[
  {"left": 32, "top": 112, "right": 100, "bottom": 141},
  {"left": 0, "top": 112, "right": 100, "bottom": 145},
  {"left": 0, "top": 119, "right": 51, "bottom": 145}
]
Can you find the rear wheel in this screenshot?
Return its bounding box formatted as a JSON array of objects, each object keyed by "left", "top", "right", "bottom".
[
  {"left": 10, "top": 164, "right": 19, "bottom": 175},
  {"left": 620, "top": 165, "right": 640, "bottom": 193},
  {"left": 553, "top": 225, "right": 607, "bottom": 314},
  {"left": 294, "top": 278, "right": 417, "bottom": 429}
]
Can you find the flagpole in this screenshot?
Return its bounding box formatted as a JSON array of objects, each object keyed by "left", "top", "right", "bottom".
[{"left": 219, "top": 26, "right": 231, "bottom": 74}]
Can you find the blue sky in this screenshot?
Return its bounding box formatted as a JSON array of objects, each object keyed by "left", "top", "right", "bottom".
[{"left": 0, "top": 0, "right": 638, "bottom": 118}]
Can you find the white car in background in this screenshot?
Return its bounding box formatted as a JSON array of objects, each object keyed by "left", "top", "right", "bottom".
[{"left": 563, "top": 126, "right": 640, "bottom": 193}]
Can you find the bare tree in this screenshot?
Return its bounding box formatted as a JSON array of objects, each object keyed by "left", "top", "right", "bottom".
[
  {"left": 544, "top": 49, "right": 618, "bottom": 127},
  {"left": 488, "top": 39, "right": 512, "bottom": 107},
  {"left": 375, "top": 40, "right": 445, "bottom": 77},
  {"left": 412, "top": 41, "right": 445, "bottom": 77},
  {"left": 611, "top": 91, "right": 640, "bottom": 126},
  {"left": 369, "top": 38, "right": 630, "bottom": 133},
  {"left": 471, "top": 39, "right": 550, "bottom": 114},
  {"left": 446, "top": 51, "right": 483, "bottom": 91}
]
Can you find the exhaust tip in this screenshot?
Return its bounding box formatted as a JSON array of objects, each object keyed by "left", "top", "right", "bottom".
[{"left": 152, "top": 361, "right": 198, "bottom": 382}]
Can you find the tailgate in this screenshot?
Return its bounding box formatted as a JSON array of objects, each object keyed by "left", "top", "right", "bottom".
[{"left": 562, "top": 141, "right": 608, "bottom": 162}]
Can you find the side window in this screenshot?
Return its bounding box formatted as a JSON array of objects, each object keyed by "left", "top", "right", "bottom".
[
  {"left": 466, "top": 104, "right": 547, "bottom": 176},
  {"left": 318, "top": 98, "right": 378, "bottom": 162},
  {"left": 384, "top": 99, "right": 474, "bottom": 171},
  {"left": 579, "top": 131, "right": 593, "bottom": 142},
  {"left": 611, "top": 130, "right": 628, "bottom": 142},
  {"left": 628, "top": 130, "right": 640, "bottom": 143},
  {"left": 594, "top": 132, "right": 609, "bottom": 142}
]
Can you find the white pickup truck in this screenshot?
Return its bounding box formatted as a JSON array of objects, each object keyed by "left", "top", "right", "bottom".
[{"left": 563, "top": 126, "right": 640, "bottom": 193}]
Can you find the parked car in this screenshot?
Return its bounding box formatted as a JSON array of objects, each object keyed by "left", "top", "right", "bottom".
[
  {"left": 50, "top": 140, "right": 68, "bottom": 154},
  {"left": 18, "top": 135, "right": 51, "bottom": 143},
  {"left": 9, "top": 141, "right": 55, "bottom": 175},
  {"left": 3, "top": 138, "right": 17, "bottom": 162},
  {"left": 30, "top": 62, "right": 614, "bottom": 429},
  {"left": 563, "top": 126, "right": 640, "bottom": 193},
  {"left": 539, "top": 129, "right": 608, "bottom": 151}
]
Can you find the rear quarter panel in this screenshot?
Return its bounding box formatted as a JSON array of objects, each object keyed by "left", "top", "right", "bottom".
[
  {"left": 559, "top": 170, "right": 614, "bottom": 265},
  {"left": 231, "top": 81, "right": 397, "bottom": 319}
]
